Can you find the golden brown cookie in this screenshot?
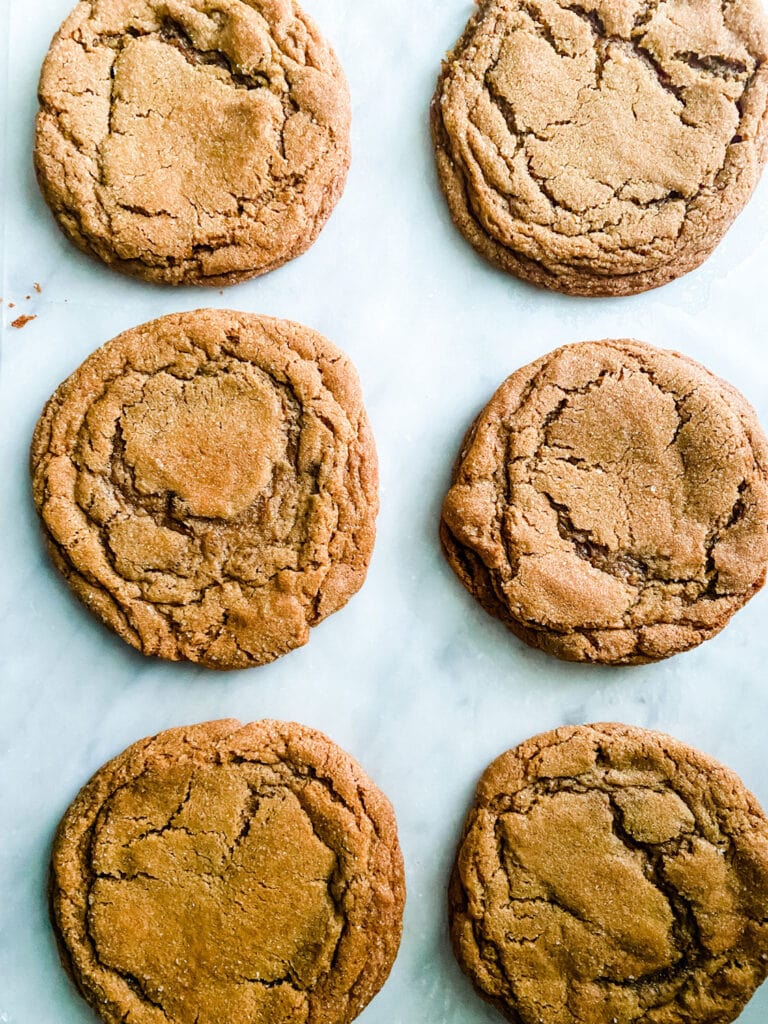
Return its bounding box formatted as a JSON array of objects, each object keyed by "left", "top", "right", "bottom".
[
  {"left": 431, "top": 0, "right": 768, "bottom": 296},
  {"left": 450, "top": 723, "right": 768, "bottom": 1024},
  {"left": 31, "top": 309, "right": 378, "bottom": 669},
  {"left": 51, "top": 719, "right": 406, "bottom": 1024},
  {"left": 441, "top": 339, "right": 768, "bottom": 664},
  {"left": 35, "top": 0, "right": 350, "bottom": 285}
]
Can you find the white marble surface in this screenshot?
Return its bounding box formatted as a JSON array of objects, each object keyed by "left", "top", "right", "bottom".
[{"left": 2, "top": 1, "right": 768, "bottom": 1021}]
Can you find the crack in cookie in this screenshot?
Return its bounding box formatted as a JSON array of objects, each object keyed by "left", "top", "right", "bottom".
[
  {"left": 35, "top": 0, "right": 350, "bottom": 285},
  {"left": 31, "top": 310, "right": 378, "bottom": 669},
  {"left": 50, "top": 720, "right": 406, "bottom": 1024},
  {"left": 441, "top": 339, "right": 768, "bottom": 664},
  {"left": 450, "top": 723, "right": 768, "bottom": 1024},
  {"left": 431, "top": 0, "right": 768, "bottom": 295}
]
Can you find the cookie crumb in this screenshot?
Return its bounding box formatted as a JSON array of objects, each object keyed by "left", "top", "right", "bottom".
[
  {"left": 12, "top": 314, "right": 37, "bottom": 329},
  {"left": 34, "top": 282, "right": 42, "bottom": 293}
]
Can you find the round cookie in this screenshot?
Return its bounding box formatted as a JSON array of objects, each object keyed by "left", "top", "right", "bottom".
[
  {"left": 431, "top": 0, "right": 768, "bottom": 296},
  {"left": 35, "top": 0, "right": 350, "bottom": 285},
  {"left": 450, "top": 722, "right": 768, "bottom": 1024},
  {"left": 31, "top": 309, "right": 377, "bottom": 669},
  {"left": 441, "top": 339, "right": 768, "bottom": 664},
  {"left": 50, "top": 719, "right": 406, "bottom": 1024}
]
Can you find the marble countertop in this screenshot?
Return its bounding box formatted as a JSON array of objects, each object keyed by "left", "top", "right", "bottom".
[{"left": 2, "top": 1, "right": 768, "bottom": 1021}]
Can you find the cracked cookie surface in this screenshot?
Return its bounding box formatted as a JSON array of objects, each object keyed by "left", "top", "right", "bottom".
[
  {"left": 35, "top": 0, "right": 350, "bottom": 285},
  {"left": 31, "top": 309, "right": 378, "bottom": 669},
  {"left": 50, "top": 719, "right": 406, "bottom": 1024},
  {"left": 450, "top": 723, "right": 768, "bottom": 1024},
  {"left": 431, "top": 0, "right": 768, "bottom": 295},
  {"left": 441, "top": 339, "right": 768, "bottom": 664}
]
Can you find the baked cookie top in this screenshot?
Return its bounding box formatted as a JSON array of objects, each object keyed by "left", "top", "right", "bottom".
[
  {"left": 31, "top": 309, "right": 377, "bottom": 669},
  {"left": 432, "top": 0, "right": 768, "bottom": 295},
  {"left": 35, "top": 0, "right": 350, "bottom": 285},
  {"left": 51, "top": 719, "right": 405, "bottom": 1024},
  {"left": 441, "top": 339, "right": 768, "bottom": 664},
  {"left": 450, "top": 723, "right": 768, "bottom": 1024}
]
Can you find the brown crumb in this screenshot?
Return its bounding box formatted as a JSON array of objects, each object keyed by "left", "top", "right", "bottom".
[
  {"left": 8, "top": 302, "right": 15, "bottom": 308},
  {"left": 12, "top": 315, "right": 37, "bottom": 329},
  {"left": 34, "top": 282, "right": 42, "bottom": 293}
]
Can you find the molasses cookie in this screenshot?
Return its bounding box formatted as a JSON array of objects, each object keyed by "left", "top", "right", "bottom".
[
  {"left": 450, "top": 723, "right": 768, "bottom": 1024},
  {"left": 31, "top": 309, "right": 377, "bottom": 669},
  {"left": 441, "top": 339, "right": 768, "bottom": 664},
  {"left": 51, "top": 719, "right": 405, "bottom": 1024},
  {"left": 432, "top": 0, "right": 768, "bottom": 295},
  {"left": 35, "top": 0, "right": 350, "bottom": 285}
]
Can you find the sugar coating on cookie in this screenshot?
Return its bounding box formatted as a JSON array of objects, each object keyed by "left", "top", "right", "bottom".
[
  {"left": 441, "top": 339, "right": 768, "bottom": 664},
  {"left": 35, "top": 0, "right": 350, "bottom": 285},
  {"left": 450, "top": 723, "right": 768, "bottom": 1024},
  {"left": 50, "top": 719, "right": 406, "bottom": 1024},
  {"left": 432, "top": 0, "right": 768, "bottom": 295},
  {"left": 31, "top": 310, "right": 378, "bottom": 669}
]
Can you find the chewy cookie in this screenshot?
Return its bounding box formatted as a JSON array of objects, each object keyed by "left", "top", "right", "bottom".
[
  {"left": 450, "top": 723, "right": 768, "bottom": 1024},
  {"left": 31, "top": 309, "right": 377, "bottom": 669},
  {"left": 431, "top": 0, "right": 768, "bottom": 295},
  {"left": 35, "top": 0, "right": 350, "bottom": 285},
  {"left": 441, "top": 339, "right": 768, "bottom": 664},
  {"left": 51, "top": 719, "right": 405, "bottom": 1024}
]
